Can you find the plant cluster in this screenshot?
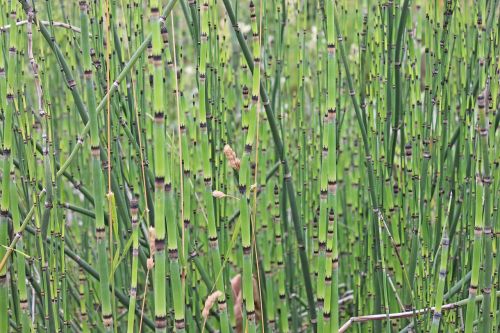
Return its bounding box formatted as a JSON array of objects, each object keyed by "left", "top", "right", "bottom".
[{"left": 0, "top": 0, "right": 499, "bottom": 332}]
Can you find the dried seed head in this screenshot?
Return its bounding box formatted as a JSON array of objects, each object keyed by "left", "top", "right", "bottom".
[
  {"left": 202, "top": 290, "right": 223, "bottom": 319},
  {"left": 148, "top": 227, "right": 156, "bottom": 256},
  {"left": 231, "top": 158, "right": 241, "bottom": 170},
  {"left": 231, "top": 274, "right": 261, "bottom": 333},
  {"left": 223, "top": 144, "right": 236, "bottom": 159},
  {"left": 212, "top": 190, "right": 226, "bottom": 198},
  {"left": 223, "top": 144, "right": 241, "bottom": 170},
  {"left": 146, "top": 257, "right": 155, "bottom": 270}
]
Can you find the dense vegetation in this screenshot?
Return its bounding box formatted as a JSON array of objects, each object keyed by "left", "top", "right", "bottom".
[{"left": 0, "top": 0, "right": 499, "bottom": 332}]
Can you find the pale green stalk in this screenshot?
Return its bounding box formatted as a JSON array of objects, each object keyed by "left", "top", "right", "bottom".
[{"left": 80, "top": 1, "right": 113, "bottom": 329}]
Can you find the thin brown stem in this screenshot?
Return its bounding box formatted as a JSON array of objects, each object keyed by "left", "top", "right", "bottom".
[{"left": 338, "top": 291, "right": 500, "bottom": 332}]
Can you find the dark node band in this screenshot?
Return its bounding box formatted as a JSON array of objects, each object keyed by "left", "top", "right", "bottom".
[
  {"left": 96, "top": 227, "right": 106, "bottom": 239},
  {"left": 168, "top": 248, "right": 179, "bottom": 259},
  {"left": 155, "top": 315, "right": 167, "bottom": 329},
  {"left": 175, "top": 319, "right": 186, "bottom": 329},
  {"left": 238, "top": 184, "right": 247, "bottom": 194},
  {"left": 242, "top": 245, "right": 251, "bottom": 255},
  {"left": 155, "top": 239, "right": 166, "bottom": 251},
  {"left": 130, "top": 199, "right": 139, "bottom": 209}
]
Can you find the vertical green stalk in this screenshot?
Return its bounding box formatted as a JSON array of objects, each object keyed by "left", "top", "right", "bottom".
[
  {"left": 80, "top": 1, "right": 113, "bottom": 329},
  {"left": 0, "top": 5, "right": 18, "bottom": 332},
  {"left": 237, "top": 2, "right": 261, "bottom": 333},
  {"left": 79, "top": 267, "right": 90, "bottom": 333},
  {"left": 273, "top": 184, "right": 289, "bottom": 332},
  {"left": 324, "top": 2, "right": 338, "bottom": 332},
  {"left": 165, "top": 75, "right": 186, "bottom": 333},
  {"left": 316, "top": 73, "right": 328, "bottom": 333},
  {"left": 10, "top": 171, "right": 32, "bottom": 333},
  {"left": 126, "top": 197, "right": 139, "bottom": 333},
  {"left": 430, "top": 198, "right": 451, "bottom": 333},
  {"left": 478, "top": 82, "right": 493, "bottom": 332},
  {"left": 464, "top": 85, "right": 489, "bottom": 333},
  {"left": 149, "top": 0, "right": 168, "bottom": 330},
  {"left": 199, "top": 1, "right": 230, "bottom": 332}
]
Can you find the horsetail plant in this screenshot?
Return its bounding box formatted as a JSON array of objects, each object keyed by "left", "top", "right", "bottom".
[
  {"left": 198, "top": 1, "right": 231, "bottom": 332},
  {"left": 149, "top": 0, "right": 169, "bottom": 330},
  {"left": 80, "top": 1, "right": 113, "bottom": 329},
  {"left": 0, "top": 1, "right": 498, "bottom": 333},
  {"left": 430, "top": 195, "right": 452, "bottom": 333}
]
